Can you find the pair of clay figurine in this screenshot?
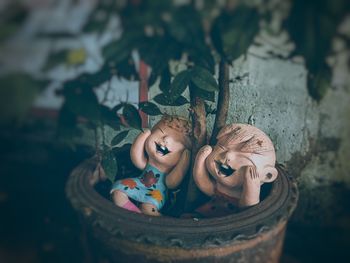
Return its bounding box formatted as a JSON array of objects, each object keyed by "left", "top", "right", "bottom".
[{"left": 110, "top": 115, "right": 278, "bottom": 217}]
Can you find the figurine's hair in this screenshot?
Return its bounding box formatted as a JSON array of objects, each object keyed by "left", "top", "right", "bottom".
[
  {"left": 160, "top": 115, "right": 192, "bottom": 134},
  {"left": 217, "top": 124, "right": 275, "bottom": 156},
  {"left": 154, "top": 115, "right": 192, "bottom": 149}
]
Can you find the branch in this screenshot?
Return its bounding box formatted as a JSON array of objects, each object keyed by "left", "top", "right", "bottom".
[
  {"left": 184, "top": 88, "right": 207, "bottom": 212},
  {"left": 210, "top": 59, "right": 230, "bottom": 145}
]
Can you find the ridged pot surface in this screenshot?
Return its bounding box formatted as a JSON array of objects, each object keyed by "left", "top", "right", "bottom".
[{"left": 66, "top": 158, "right": 298, "bottom": 263}]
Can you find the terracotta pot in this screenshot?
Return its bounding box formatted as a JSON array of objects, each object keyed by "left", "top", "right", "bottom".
[{"left": 66, "top": 158, "right": 298, "bottom": 263}]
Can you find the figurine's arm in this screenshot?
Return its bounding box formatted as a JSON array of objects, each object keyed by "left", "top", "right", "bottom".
[
  {"left": 193, "top": 145, "right": 215, "bottom": 197},
  {"left": 130, "top": 129, "right": 151, "bottom": 170},
  {"left": 166, "top": 149, "right": 190, "bottom": 189},
  {"left": 239, "top": 166, "right": 261, "bottom": 207}
]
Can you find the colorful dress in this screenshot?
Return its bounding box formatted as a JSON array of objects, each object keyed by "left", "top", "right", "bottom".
[{"left": 110, "top": 163, "right": 167, "bottom": 210}]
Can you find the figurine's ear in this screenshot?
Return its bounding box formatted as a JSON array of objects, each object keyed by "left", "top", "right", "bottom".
[{"left": 262, "top": 166, "right": 278, "bottom": 183}]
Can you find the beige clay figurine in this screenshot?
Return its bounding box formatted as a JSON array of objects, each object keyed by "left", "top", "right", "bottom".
[
  {"left": 193, "top": 124, "right": 278, "bottom": 217},
  {"left": 111, "top": 115, "right": 191, "bottom": 216}
]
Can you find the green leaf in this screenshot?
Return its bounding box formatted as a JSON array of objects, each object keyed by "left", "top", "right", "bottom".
[
  {"left": 102, "top": 39, "right": 129, "bottom": 62},
  {"left": 112, "top": 103, "right": 124, "bottom": 113},
  {"left": 0, "top": 3, "right": 28, "bottom": 43},
  {"left": 57, "top": 103, "right": 83, "bottom": 144},
  {"left": 63, "top": 87, "right": 101, "bottom": 123},
  {"left": 153, "top": 94, "right": 189, "bottom": 106},
  {"left": 211, "top": 5, "right": 259, "bottom": 61},
  {"left": 189, "top": 82, "right": 215, "bottom": 102},
  {"left": 167, "top": 6, "right": 206, "bottom": 49},
  {"left": 44, "top": 48, "right": 86, "bottom": 72},
  {"left": 0, "top": 23, "right": 20, "bottom": 43},
  {"left": 82, "top": 1, "right": 116, "bottom": 33},
  {"left": 113, "top": 57, "right": 139, "bottom": 80},
  {"left": 101, "top": 149, "right": 118, "bottom": 182},
  {"left": 36, "top": 32, "right": 78, "bottom": 38},
  {"left": 83, "top": 19, "right": 109, "bottom": 33},
  {"left": 139, "top": 101, "right": 162, "bottom": 116},
  {"left": 307, "top": 65, "right": 331, "bottom": 101},
  {"left": 190, "top": 66, "right": 218, "bottom": 92},
  {"left": 63, "top": 63, "right": 112, "bottom": 90},
  {"left": 148, "top": 72, "right": 159, "bottom": 87},
  {"left": 283, "top": 0, "right": 349, "bottom": 100},
  {"left": 120, "top": 1, "right": 167, "bottom": 33},
  {"left": 111, "top": 130, "right": 129, "bottom": 146},
  {"left": 102, "top": 33, "right": 139, "bottom": 64},
  {"left": 159, "top": 67, "right": 171, "bottom": 93},
  {"left": 197, "top": 89, "right": 215, "bottom": 102},
  {"left": 122, "top": 104, "right": 142, "bottom": 130},
  {"left": 43, "top": 50, "right": 68, "bottom": 71},
  {"left": 189, "top": 46, "right": 215, "bottom": 73},
  {"left": 139, "top": 36, "right": 182, "bottom": 80},
  {"left": 100, "top": 105, "right": 121, "bottom": 130},
  {"left": 169, "top": 69, "right": 190, "bottom": 100}
]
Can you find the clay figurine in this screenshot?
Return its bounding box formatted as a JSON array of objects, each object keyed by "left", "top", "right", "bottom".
[
  {"left": 111, "top": 115, "right": 192, "bottom": 216},
  {"left": 193, "top": 124, "right": 278, "bottom": 217}
]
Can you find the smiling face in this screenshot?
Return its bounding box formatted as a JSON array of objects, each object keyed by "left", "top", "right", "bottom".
[
  {"left": 206, "top": 144, "right": 274, "bottom": 188},
  {"left": 206, "top": 124, "right": 277, "bottom": 189},
  {"left": 145, "top": 118, "right": 191, "bottom": 172}
]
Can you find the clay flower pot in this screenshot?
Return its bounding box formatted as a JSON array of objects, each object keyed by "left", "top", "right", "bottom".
[{"left": 66, "top": 158, "right": 298, "bottom": 263}]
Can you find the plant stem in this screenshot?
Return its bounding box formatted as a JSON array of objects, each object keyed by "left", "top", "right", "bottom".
[
  {"left": 184, "top": 60, "right": 230, "bottom": 211},
  {"left": 184, "top": 88, "right": 207, "bottom": 212},
  {"left": 210, "top": 59, "right": 230, "bottom": 145},
  {"left": 94, "top": 127, "right": 101, "bottom": 161}
]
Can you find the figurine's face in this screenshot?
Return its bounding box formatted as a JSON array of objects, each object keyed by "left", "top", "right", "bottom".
[
  {"left": 205, "top": 143, "right": 275, "bottom": 188},
  {"left": 145, "top": 123, "right": 186, "bottom": 169},
  {"left": 205, "top": 124, "right": 277, "bottom": 189}
]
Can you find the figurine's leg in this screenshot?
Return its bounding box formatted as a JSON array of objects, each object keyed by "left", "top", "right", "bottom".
[
  {"left": 112, "top": 190, "right": 141, "bottom": 213},
  {"left": 141, "top": 203, "right": 161, "bottom": 216}
]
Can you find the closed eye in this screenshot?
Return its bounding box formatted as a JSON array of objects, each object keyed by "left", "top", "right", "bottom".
[{"left": 218, "top": 144, "right": 226, "bottom": 150}]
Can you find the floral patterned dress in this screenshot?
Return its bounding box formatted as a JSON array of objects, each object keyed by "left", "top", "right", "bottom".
[{"left": 110, "top": 163, "right": 167, "bottom": 210}]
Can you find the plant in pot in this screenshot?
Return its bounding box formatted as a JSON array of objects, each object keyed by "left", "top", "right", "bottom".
[{"left": 50, "top": 1, "right": 301, "bottom": 262}]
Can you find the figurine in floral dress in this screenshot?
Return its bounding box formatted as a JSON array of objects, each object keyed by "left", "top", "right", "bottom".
[
  {"left": 111, "top": 115, "right": 192, "bottom": 216},
  {"left": 193, "top": 124, "right": 278, "bottom": 217}
]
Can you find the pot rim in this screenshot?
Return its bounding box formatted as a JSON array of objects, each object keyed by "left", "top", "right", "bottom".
[{"left": 66, "top": 158, "right": 298, "bottom": 248}]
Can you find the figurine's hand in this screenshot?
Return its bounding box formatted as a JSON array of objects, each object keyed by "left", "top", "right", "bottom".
[
  {"left": 130, "top": 129, "right": 151, "bottom": 170},
  {"left": 197, "top": 145, "right": 213, "bottom": 160},
  {"left": 194, "top": 146, "right": 212, "bottom": 173},
  {"left": 141, "top": 128, "right": 151, "bottom": 138},
  {"left": 239, "top": 165, "right": 261, "bottom": 207},
  {"left": 241, "top": 165, "right": 261, "bottom": 189},
  {"left": 166, "top": 149, "right": 190, "bottom": 189},
  {"left": 193, "top": 145, "right": 215, "bottom": 196}
]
